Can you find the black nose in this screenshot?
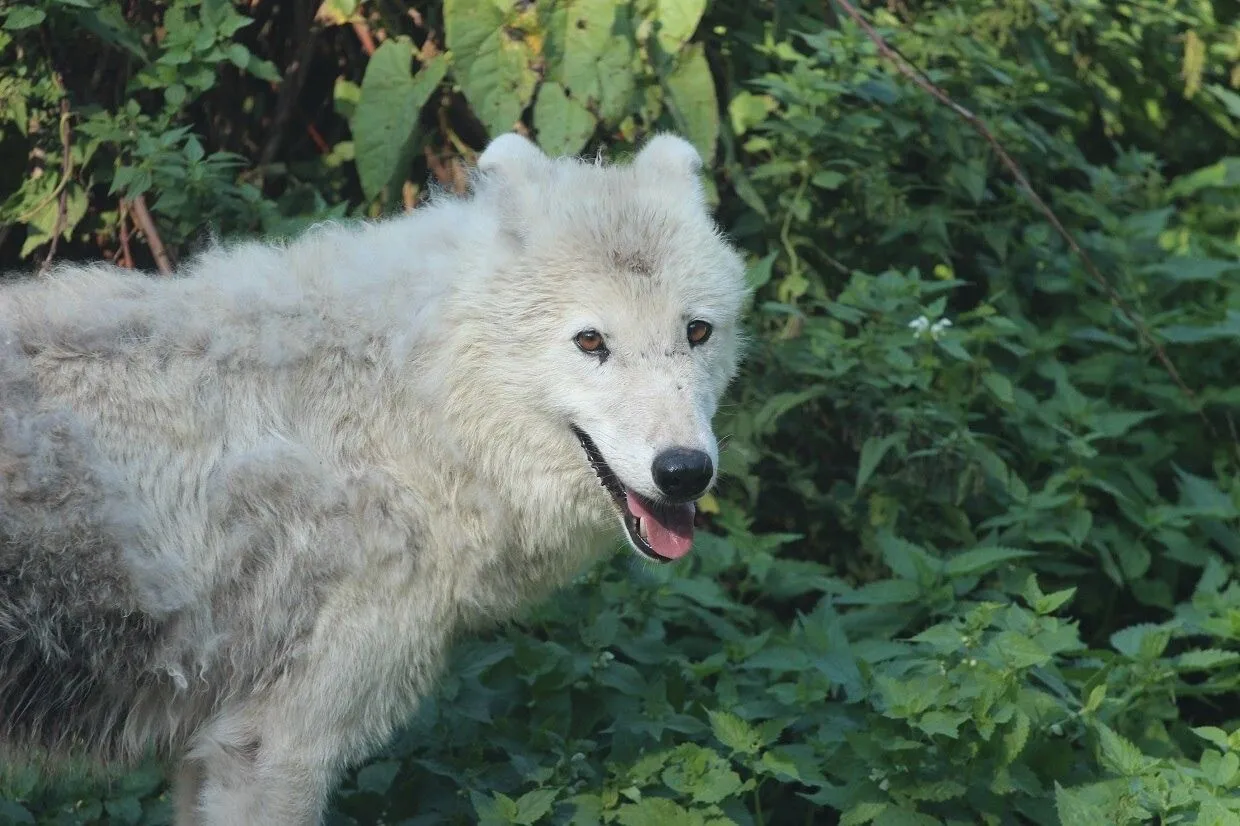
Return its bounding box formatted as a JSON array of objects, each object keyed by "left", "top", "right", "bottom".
[{"left": 651, "top": 448, "right": 714, "bottom": 502}]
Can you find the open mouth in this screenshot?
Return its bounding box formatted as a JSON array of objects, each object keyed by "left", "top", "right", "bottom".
[{"left": 571, "top": 426, "right": 696, "bottom": 563}]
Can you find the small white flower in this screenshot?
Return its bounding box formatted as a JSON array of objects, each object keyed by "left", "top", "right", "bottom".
[
  {"left": 908, "top": 315, "right": 931, "bottom": 338},
  {"left": 930, "top": 318, "right": 953, "bottom": 339}
]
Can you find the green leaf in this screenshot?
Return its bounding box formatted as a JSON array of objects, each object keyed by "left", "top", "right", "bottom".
[
  {"left": 653, "top": 0, "right": 705, "bottom": 54},
  {"left": 944, "top": 546, "right": 1035, "bottom": 578},
  {"left": 874, "top": 808, "right": 942, "bottom": 826},
  {"left": 916, "top": 709, "right": 968, "bottom": 739},
  {"left": 4, "top": 8, "right": 46, "bottom": 30},
  {"left": 1193, "top": 726, "right": 1232, "bottom": 751},
  {"left": 1037, "top": 588, "right": 1077, "bottom": 615},
  {"left": 545, "top": 0, "right": 637, "bottom": 122},
  {"left": 729, "top": 91, "right": 774, "bottom": 136},
  {"left": 982, "top": 371, "right": 1015, "bottom": 404},
  {"left": 1095, "top": 722, "right": 1155, "bottom": 776},
  {"left": 1001, "top": 710, "right": 1031, "bottom": 765},
  {"left": 1083, "top": 684, "right": 1106, "bottom": 714},
  {"left": 948, "top": 159, "right": 986, "bottom": 204},
  {"left": 840, "top": 802, "right": 889, "bottom": 826},
  {"left": 472, "top": 790, "right": 519, "bottom": 826},
  {"left": 708, "top": 709, "right": 761, "bottom": 755},
  {"left": 838, "top": 578, "right": 921, "bottom": 606},
  {"left": 533, "top": 82, "right": 596, "bottom": 156},
  {"left": 1177, "top": 649, "right": 1240, "bottom": 671},
  {"left": 1141, "top": 257, "right": 1239, "bottom": 282},
  {"left": 513, "top": 788, "right": 558, "bottom": 825},
  {"left": 103, "top": 797, "right": 142, "bottom": 825},
  {"left": 615, "top": 798, "right": 704, "bottom": 826},
  {"left": 352, "top": 44, "right": 446, "bottom": 201},
  {"left": 810, "top": 169, "right": 847, "bottom": 190},
  {"left": 315, "top": 0, "right": 360, "bottom": 26},
  {"left": 745, "top": 251, "right": 777, "bottom": 291},
  {"left": 660, "top": 744, "right": 743, "bottom": 804},
  {"left": 989, "top": 631, "right": 1050, "bottom": 669},
  {"left": 1174, "top": 466, "right": 1238, "bottom": 516},
  {"left": 757, "top": 749, "right": 803, "bottom": 780},
  {"left": 1110, "top": 623, "right": 1171, "bottom": 660},
  {"left": 1159, "top": 309, "right": 1240, "bottom": 343},
  {"left": 1090, "top": 411, "right": 1157, "bottom": 438},
  {"left": 663, "top": 44, "right": 718, "bottom": 164},
  {"left": 856, "top": 433, "right": 903, "bottom": 492},
  {"left": 1055, "top": 783, "right": 1109, "bottom": 826},
  {"left": 751, "top": 387, "right": 825, "bottom": 435},
  {"left": 875, "top": 531, "right": 930, "bottom": 581},
  {"left": 1168, "top": 157, "right": 1240, "bottom": 197},
  {"left": 226, "top": 42, "right": 252, "bottom": 70},
  {"left": 444, "top": 0, "right": 538, "bottom": 137},
  {"left": 355, "top": 760, "right": 400, "bottom": 794}
]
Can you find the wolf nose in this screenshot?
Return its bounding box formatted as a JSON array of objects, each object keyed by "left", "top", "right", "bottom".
[{"left": 651, "top": 448, "right": 714, "bottom": 502}]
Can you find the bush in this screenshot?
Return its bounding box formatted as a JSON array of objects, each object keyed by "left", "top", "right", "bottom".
[{"left": 2, "top": 0, "right": 1240, "bottom": 823}]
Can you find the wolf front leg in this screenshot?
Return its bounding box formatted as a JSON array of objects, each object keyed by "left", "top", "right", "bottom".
[
  {"left": 174, "top": 579, "right": 442, "bottom": 825},
  {"left": 173, "top": 715, "right": 339, "bottom": 826}
]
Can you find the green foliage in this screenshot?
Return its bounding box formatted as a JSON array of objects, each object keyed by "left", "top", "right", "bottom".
[{"left": 4, "top": 0, "right": 1240, "bottom": 823}]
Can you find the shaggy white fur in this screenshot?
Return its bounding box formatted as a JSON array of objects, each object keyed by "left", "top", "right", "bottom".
[{"left": 0, "top": 133, "right": 748, "bottom": 824}]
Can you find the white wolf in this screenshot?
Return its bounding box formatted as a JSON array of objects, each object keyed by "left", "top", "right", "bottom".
[{"left": 0, "top": 133, "right": 748, "bottom": 823}]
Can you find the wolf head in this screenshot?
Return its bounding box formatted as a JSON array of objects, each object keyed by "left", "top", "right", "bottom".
[{"left": 455, "top": 133, "right": 749, "bottom": 563}]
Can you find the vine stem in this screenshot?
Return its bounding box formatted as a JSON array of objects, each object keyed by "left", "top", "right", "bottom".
[{"left": 828, "top": 0, "right": 1217, "bottom": 438}]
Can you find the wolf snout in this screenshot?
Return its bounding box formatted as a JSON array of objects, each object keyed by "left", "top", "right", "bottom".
[{"left": 651, "top": 448, "right": 714, "bottom": 503}]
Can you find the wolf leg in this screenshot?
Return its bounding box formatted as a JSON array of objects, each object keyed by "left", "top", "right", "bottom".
[
  {"left": 172, "top": 759, "right": 205, "bottom": 826},
  {"left": 185, "top": 736, "right": 333, "bottom": 826}
]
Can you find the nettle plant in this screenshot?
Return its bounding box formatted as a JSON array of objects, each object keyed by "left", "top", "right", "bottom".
[{"left": 2, "top": 0, "right": 1240, "bottom": 824}]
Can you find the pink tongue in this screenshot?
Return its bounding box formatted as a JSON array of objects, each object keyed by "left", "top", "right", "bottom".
[{"left": 625, "top": 489, "right": 696, "bottom": 560}]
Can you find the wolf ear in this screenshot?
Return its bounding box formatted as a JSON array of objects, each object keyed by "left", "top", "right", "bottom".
[
  {"left": 635, "top": 134, "right": 703, "bottom": 178},
  {"left": 634, "top": 134, "right": 704, "bottom": 200},
  {"left": 477, "top": 133, "right": 549, "bottom": 187}
]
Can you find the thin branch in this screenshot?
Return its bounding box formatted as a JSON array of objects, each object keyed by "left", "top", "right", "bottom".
[
  {"left": 259, "top": 2, "right": 319, "bottom": 169},
  {"left": 117, "top": 201, "right": 134, "bottom": 268},
  {"left": 352, "top": 19, "right": 377, "bottom": 56},
  {"left": 829, "top": 0, "right": 1214, "bottom": 434},
  {"left": 306, "top": 123, "right": 331, "bottom": 154},
  {"left": 39, "top": 98, "right": 74, "bottom": 275},
  {"left": 128, "top": 194, "right": 173, "bottom": 275},
  {"left": 423, "top": 145, "right": 455, "bottom": 190}
]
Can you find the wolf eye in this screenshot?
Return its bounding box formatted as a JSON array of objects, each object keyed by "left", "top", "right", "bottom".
[
  {"left": 575, "top": 329, "right": 607, "bottom": 354},
  {"left": 687, "top": 320, "right": 713, "bottom": 346}
]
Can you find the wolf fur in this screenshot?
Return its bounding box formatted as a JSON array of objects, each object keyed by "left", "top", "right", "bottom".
[{"left": 0, "top": 133, "right": 748, "bottom": 823}]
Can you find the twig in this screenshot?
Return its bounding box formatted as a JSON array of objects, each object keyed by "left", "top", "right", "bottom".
[
  {"left": 423, "top": 145, "right": 455, "bottom": 190},
  {"left": 829, "top": 0, "right": 1214, "bottom": 434},
  {"left": 39, "top": 98, "right": 74, "bottom": 275},
  {"left": 259, "top": 1, "right": 319, "bottom": 169},
  {"left": 352, "top": 20, "right": 376, "bottom": 56},
  {"left": 118, "top": 201, "right": 134, "bottom": 268},
  {"left": 128, "top": 194, "right": 173, "bottom": 275},
  {"left": 306, "top": 123, "right": 331, "bottom": 154}
]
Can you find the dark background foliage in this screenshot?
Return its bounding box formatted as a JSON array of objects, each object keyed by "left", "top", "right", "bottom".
[{"left": 2, "top": 0, "right": 1240, "bottom": 823}]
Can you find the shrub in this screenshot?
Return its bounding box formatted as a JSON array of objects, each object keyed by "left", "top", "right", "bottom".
[{"left": 2, "top": 1, "right": 1239, "bottom": 823}]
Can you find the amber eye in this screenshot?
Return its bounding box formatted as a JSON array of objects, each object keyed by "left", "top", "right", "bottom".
[
  {"left": 575, "top": 329, "right": 607, "bottom": 354},
  {"left": 687, "top": 320, "right": 713, "bottom": 346}
]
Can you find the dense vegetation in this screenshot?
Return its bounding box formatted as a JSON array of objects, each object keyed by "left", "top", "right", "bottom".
[{"left": 3, "top": 0, "right": 1240, "bottom": 823}]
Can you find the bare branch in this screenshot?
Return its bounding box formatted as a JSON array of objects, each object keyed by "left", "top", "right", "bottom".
[
  {"left": 39, "top": 98, "right": 74, "bottom": 275},
  {"left": 259, "top": 1, "right": 319, "bottom": 169},
  {"left": 128, "top": 194, "right": 173, "bottom": 275}
]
